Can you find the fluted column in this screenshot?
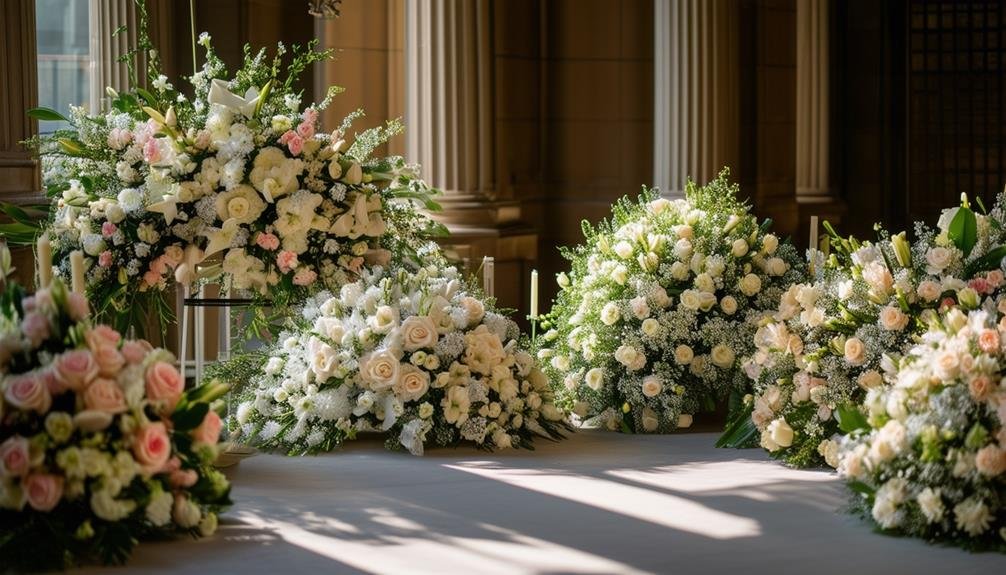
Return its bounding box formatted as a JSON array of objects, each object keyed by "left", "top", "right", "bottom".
[
  {"left": 89, "top": 0, "right": 140, "bottom": 113},
  {"left": 0, "top": 0, "right": 40, "bottom": 203},
  {"left": 653, "top": 0, "right": 738, "bottom": 196},
  {"left": 406, "top": 0, "right": 517, "bottom": 227},
  {"left": 796, "top": 0, "right": 831, "bottom": 200}
]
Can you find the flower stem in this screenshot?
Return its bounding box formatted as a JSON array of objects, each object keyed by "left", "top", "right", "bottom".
[{"left": 190, "top": 0, "right": 197, "bottom": 75}]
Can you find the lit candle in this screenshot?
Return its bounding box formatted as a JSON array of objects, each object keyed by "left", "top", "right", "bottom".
[
  {"left": 483, "top": 256, "right": 495, "bottom": 298},
  {"left": 36, "top": 234, "right": 52, "bottom": 289},
  {"left": 530, "top": 269, "right": 539, "bottom": 318},
  {"left": 70, "top": 250, "right": 86, "bottom": 295}
]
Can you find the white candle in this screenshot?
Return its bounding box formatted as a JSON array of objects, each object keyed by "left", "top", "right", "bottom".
[
  {"left": 70, "top": 250, "right": 86, "bottom": 295},
  {"left": 809, "top": 215, "right": 819, "bottom": 274},
  {"left": 36, "top": 234, "right": 52, "bottom": 289},
  {"left": 483, "top": 256, "right": 495, "bottom": 298},
  {"left": 530, "top": 269, "right": 539, "bottom": 318}
]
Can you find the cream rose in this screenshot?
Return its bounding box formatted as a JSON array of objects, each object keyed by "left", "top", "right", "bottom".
[
  {"left": 710, "top": 344, "right": 735, "bottom": 369},
  {"left": 369, "top": 306, "right": 399, "bottom": 334},
  {"left": 917, "top": 280, "right": 942, "bottom": 302},
  {"left": 731, "top": 239, "right": 749, "bottom": 257},
  {"left": 360, "top": 349, "right": 401, "bottom": 391},
  {"left": 641, "top": 375, "right": 662, "bottom": 398},
  {"left": 679, "top": 290, "right": 701, "bottom": 310},
  {"left": 584, "top": 368, "right": 605, "bottom": 390},
  {"left": 925, "top": 246, "right": 952, "bottom": 272},
  {"left": 720, "top": 295, "right": 738, "bottom": 315},
  {"left": 395, "top": 364, "right": 431, "bottom": 402},
  {"left": 674, "top": 344, "right": 694, "bottom": 365},
  {"left": 739, "top": 273, "right": 761, "bottom": 296},
  {"left": 401, "top": 316, "right": 438, "bottom": 352},
  {"left": 613, "top": 241, "right": 634, "bottom": 259},
  {"left": 767, "top": 418, "right": 794, "bottom": 449},
  {"left": 762, "top": 234, "right": 779, "bottom": 254},
  {"left": 843, "top": 337, "right": 867, "bottom": 366},
  {"left": 600, "top": 302, "right": 621, "bottom": 326},
  {"left": 641, "top": 318, "right": 660, "bottom": 337},
  {"left": 766, "top": 257, "right": 787, "bottom": 276},
  {"left": 857, "top": 370, "right": 883, "bottom": 389},
  {"left": 458, "top": 296, "right": 485, "bottom": 326},
  {"left": 641, "top": 408, "right": 660, "bottom": 432}
]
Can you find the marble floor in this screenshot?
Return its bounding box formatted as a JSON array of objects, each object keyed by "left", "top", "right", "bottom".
[{"left": 79, "top": 431, "right": 1006, "bottom": 575}]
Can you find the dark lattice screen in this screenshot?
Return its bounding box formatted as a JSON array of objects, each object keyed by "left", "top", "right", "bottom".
[{"left": 907, "top": 0, "right": 1006, "bottom": 222}]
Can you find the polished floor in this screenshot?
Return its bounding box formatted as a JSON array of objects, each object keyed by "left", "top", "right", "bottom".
[{"left": 80, "top": 431, "right": 1005, "bottom": 574}]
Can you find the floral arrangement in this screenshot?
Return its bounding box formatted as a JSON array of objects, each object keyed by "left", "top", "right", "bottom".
[
  {"left": 726, "top": 194, "right": 1006, "bottom": 467},
  {"left": 536, "top": 171, "right": 804, "bottom": 433},
  {"left": 0, "top": 275, "right": 231, "bottom": 570},
  {"left": 21, "top": 7, "right": 439, "bottom": 333},
  {"left": 221, "top": 256, "right": 570, "bottom": 456},
  {"left": 837, "top": 304, "right": 1006, "bottom": 550}
]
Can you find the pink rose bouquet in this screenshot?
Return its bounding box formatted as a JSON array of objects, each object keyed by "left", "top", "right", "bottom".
[{"left": 0, "top": 278, "right": 231, "bottom": 571}]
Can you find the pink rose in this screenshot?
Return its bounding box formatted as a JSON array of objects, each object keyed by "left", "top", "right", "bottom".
[
  {"left": 296, "top": 120, "right": 315, "bottom": 139},
  {"left": 86, "top": 325, "right": 122, "bottom": 350},
  {"left": 987, "top": 270, "right": 1004, "bottom": 287},
  {"left": 23, "top": 473, "right": 63, "bottom": 512},
  {"left": 133, "top": 422, "right": 171, "bottom": 475},
  {"left": 143, "top": 270, "right": 162, "bottom": 287},
  {"left": 21, "top": 311, "right": 50, "bottom": 346},
  {"left": 66, "top": 292, "right": 89, "bottom": 321},
  {"left": 83, "top": 378, "right": 127, "bottom": 414},
  {"left": 98, "top": 251, "right": 113, "bottom": 268},
  {"left": 120, "top": 340, "right": 149, "bottom": 364},
  {"left": 293, "top": 268, "right": 318, "bottom": 286},
  {"left": 101, "top": 221, "right": 117, "bottom": 238},
  {"left": 287, "top": 134, "right": 304, "bottom": 156},
  {"left": 277, "top": 250, "right": 299, "bottom": 273},
  {"left": 145, "top": 361, "right": 184, "bottom": 414},
  {"left": 969, "top": 277, "right": 992, "bottom": 295},
  {"left": 170, "top": 468, "right": 199, "bottom": 488},
  {"left": 0, "top": 436, "right": 30, "bottom": 477},
  {"left": 55, "top": 350, "right": 99, "bottom": 391},
  {"left": 143, "top": 138, "right": 161, "bottom": 163},
  {"left": 193, "top": 410, "right": 223, "bottom": 445},
  {"left": 92, "top": 345, "right": 125, "bottom": 378},
  {"left": 4, "top": 372, "right": 52, "bottom": 414},
  {"left": 39, "top": 368, "right": 65, "bottom": 395},
  {"left": 256, "top": 233, "right": 280, "bottom": 251}
]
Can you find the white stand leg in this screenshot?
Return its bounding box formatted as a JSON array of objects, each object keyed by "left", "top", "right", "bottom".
[{"left": 179, "top": 285, "right": 189, "bottom": 383}]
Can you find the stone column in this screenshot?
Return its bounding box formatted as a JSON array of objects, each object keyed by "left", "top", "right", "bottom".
[
  {"left": 653, "top": 0, "right": 739, "bottom": 196},
  {"left": 405, "top": 0, "right": 536, "bottom": 318},
  {"left": 89, "top": 0, "right": 139, "bottom": 113}
]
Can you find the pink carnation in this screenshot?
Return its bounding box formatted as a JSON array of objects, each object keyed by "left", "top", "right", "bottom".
[
  {"left": 293, "top": 268, "right": 318, "bottom": 286},
  {"left": 98, "top": 250, "right": 113, "bottom": 269},
  {"left": 256, "top": 233, "right": 280, "bottom": 251},
  {"left": 296, "top": 120, "right": 315, "bottom": 139},
  {"left": 277, "top": 250, "right": 299, "bottom": 274},
  {"left": 101, "top": 221, "right": 117, "bottom": 238},
  {"left": 287, "top": 134, "right": 304, "bottom": 156},
  {"left": 143, "top": 138, "right": 161, "bottom": 164}
]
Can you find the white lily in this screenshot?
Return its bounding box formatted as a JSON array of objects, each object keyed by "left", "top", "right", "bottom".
[
  {"left": 202, "top": 218, "right": 240, "bottom": 258},
  {"left": 208, "top": 79, "right": 261, "bottom": 118}
]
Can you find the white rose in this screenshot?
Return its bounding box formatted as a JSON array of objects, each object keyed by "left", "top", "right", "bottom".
[
  {"left": 629, "top": 296, "right": 650, "bottom": 320},
  {"left": 641, "top": 318, "right": 660, "bottom": 336},
  {"left": 612, "top": 265, "right": 628, "bottom": 285},
  {"left": 720, "top": 296, "right": 738, "bottom": 315},
  {"left": 818, "top": 439, "right": 840, "bottom": 468},
  {"left": 360, "top": 350, "right": 401, "bottom": 391},
  {"left": 401, "top": 315, "right": 439, "bottom": 351},
  {"left": 766, "top": 257, "right": 787, "bottom": 276},
  {"left": 925, "top": 246, "right": 952, "bottom": 272},
  {"left": 585, "top": 368, "right": 605, "bottom": 390},
  {"left": 600, "top": 302, "right": 621, "bottom": 326},
  {"left": 697, "top": 292, "right": 717, "bottom": 312},
  {"left": 458, "top": 296, "right": 485, "bottom": 326},
  {"left": 710, "top": 344, "right": 735, "bottom": 369},
  {"left": 369, "top": 305, "right": 399, "bottom": 334},
  {"left": 550, "top": 355, "right": 571, "bottom": 372},
  {"left": 641, "top": 408, "right": 660, "bottom": 432},
  {"left": 917, "top": 280, "right": 941, "bottom": 302},
  {"left": 767, "top": 418, "right": 794, "bottom": 449},
  {"left": 762, "top": 234, "right": 779, "bottom": 254},
  {"left": 614, "top": 241, "right": 634, "bottom": 259},
  {"left": 674, "top": 344, "right": 694, "bottom": 365},
  {"left": 739, "top": 273, "right": 762, "bottom": 296},
  {"left": 641, "top": 375, "right": 662, "bottom": 398},
  {"left": 670, "top": 261, "right": 690, "bottom": 281},
  {"left": 673, "top": 224, "right": 693, "bottom": 239},
  {"left": 172, "top": 495, "right": 202, "bottom": 528},
  {"left": 680, "top": 290, "right": 701, "bottom": 310},
  {"left": 677, "top": 413, "right": 693, "bottom": 428},
  {"left": 649, "top": 198, "right": 672, "bottom": 214},
  {"left": 673, "top": 238, "right": 692, "bottom": 260},
  {"left": 843, "top": 337, "right": 866, "bottom": 366},
  {"left": 879, "top": 306, "right": 909, "bottom": 331},
  {"left": 694, "top": 273, "right": 715, "bottom": 293},
  {"left": 731, "top": 239, "right": 749, "bottom": 257},
  {"left": 614, "top": 345, "right": 639, "bottom": 368},
  {"left": 857, "top": 370, "right": 883, "bottom": 389}
]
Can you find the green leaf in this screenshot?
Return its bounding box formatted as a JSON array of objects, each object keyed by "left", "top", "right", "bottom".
[
  {"left": 836, "top": 404, "right": 870, "bottom": 434},
  {"left": 172, "top": 402, "right": 209, "bottom": 432},
  {"left": 716, "top": 413, "right": 759, "bottom": 448},
  {"left": 135, "top": 88, "right": 158, "bottom": 106},
  {"left": 0, "top": 223, "right": 42, "bottom": 245},
  {"left": 846, "top": 479, "right": 876, "bottom": 497},
  {"left": 27, "top": 107, "right": 70, "bottom": 122},
  {"left": 948, "top": 206, "right": 978, "bottom": 257},
  {"left": 965, "top": 244, "right": 1006, "bottom": 277}
]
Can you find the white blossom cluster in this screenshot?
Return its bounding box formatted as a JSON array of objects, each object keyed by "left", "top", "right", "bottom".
[
  {"left": 230, "top": 263, "right": 569, "bottom": 456},
  {"left": 538, "top": 172, "right": 804, "bottom": 433},
  {"left": 838, "top": 305, "right": 1006, "bottom": 548}
]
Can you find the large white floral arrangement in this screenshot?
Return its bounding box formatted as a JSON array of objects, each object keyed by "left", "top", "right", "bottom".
[
  {"left": 537, "top": 171, "right": 804, "bottom": 433},
  {"left": 0, "top": 274, "right": 231, "bottom": 570},
  {"left": 224, "top": 257, "right": 570, "bottom": 455},
  {"left": 728, "top": 195, "right": 1006, "bottom": 467},
  {"left": 837, "top": 304, "right": 1006, "bottom": 550},
  {"left": 23, "top": 14, "right": 438, "bottom": 333}
]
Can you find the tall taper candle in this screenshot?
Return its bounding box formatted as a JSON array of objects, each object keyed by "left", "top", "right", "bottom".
[
  {"left": 37, "top": 234, "right": 52, "bottom": 289},
  {"left": 70, "top": 250, "right": 86, "bottom": 295},
  {"left": 809, "top": 215, "right": 819, "bottom": 252},
  {"left": 530, "top": 269, "right": 539, "bottom": 318},
  {"left": 483, "top": 256, "right": 495, "bottom": 298}
]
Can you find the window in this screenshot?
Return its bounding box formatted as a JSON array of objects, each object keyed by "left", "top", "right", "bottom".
[{"left": 35, "top": 0, "right": 90, "bottom": 133}]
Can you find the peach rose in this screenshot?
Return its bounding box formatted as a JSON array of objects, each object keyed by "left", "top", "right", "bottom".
[
  {"left": 83, "top": 378, "right": 127, "bottom": 414},
  {"left": 4, "top": 372, "right": 52, "bottom": 414},
  {"left": 133, "top": 423, "right": 171, "bottom": 475},
  {"left": 93, "top": 345, "right": 125, "bottom": 378},
  {"left": 0, "top": 436, "right": 30, "bottom": 477},
  {"left": 394, "top": 364, "right": 430, "bottom": 402},
  {"left": 978, "top": 329, "right": 1001, "bottom": 354},
  {"left": 192, "top": 410, "right": 223, "bottom": 445},
  {"left": 120, "top": 340, "right": 150, "bottom": 364},
  {"left": 844, "top": 337, "right": 867, "bottom": 366},
  {"left": 85, "top": 325, "right": 121, "bottom": 350},
  {"left": 54, "top": 350, "right": 98, "bottom": 391},
  {"left": 145, "top": 362, "right": 184, "bottom": 414},
  {"left": 969, "top": 375, "right": 994, "bottom": 402},
  {"left": 975, "top": 444, "right": 1006, "bottom": 477},
  {"left": 170, "top": 468, "right": 199, "bottom": 488},
  {"left": 401, "top": 316, "right": 438, "bottom": 352},
  {"left": 23, "top": 473, "right": 63, "bottom": 512}
]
